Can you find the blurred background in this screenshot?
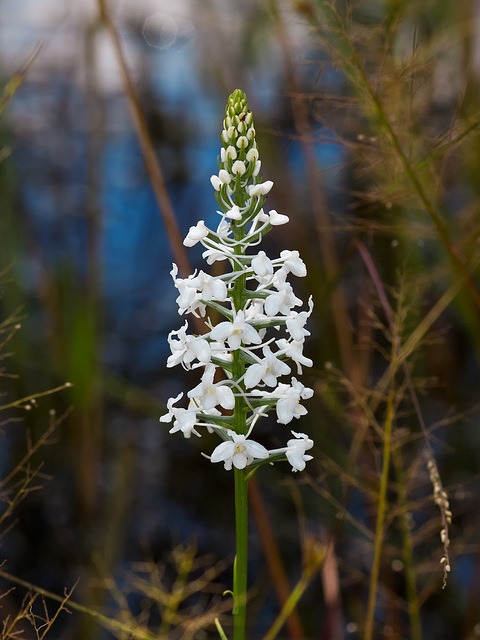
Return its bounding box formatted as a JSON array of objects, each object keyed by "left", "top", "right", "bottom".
[{"left": 1, "top": 0, "right": 480, "bottom": 638}]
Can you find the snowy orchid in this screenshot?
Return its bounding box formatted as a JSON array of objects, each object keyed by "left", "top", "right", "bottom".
[
  {"left": 160, "top": 89, "right": 314, "bottom": 473},
  {"left": 187, "top": 364, "right": 235, "bottom": 412},
  {"left": 211, "top": 431, "right": 269, "bottom": 470},
  {"left": 159, "top": 393, "right": 200, "bottom": 438},
  {"left": 209, "top": 309, "right": 262, "bottom": 351},
  {"left": 244, "top": 345, "right": 291, "bottom": 389},
  {"left": 275, "top": 378, "right": 314, "bottom": 425},
  {"left": 166, "top": 322, "right": 211, "bottom": 369},
  {"left": 285, "top": 431, "right": 314, "bottom": 471}
]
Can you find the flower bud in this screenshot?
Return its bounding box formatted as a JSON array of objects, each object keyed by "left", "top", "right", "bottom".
[
  {"left": 218, "top": 169, "right": 232, "bottom": 184},
  {"left": 227, "top": 205, "right": 242, "bottom": 220},
  {"left": 236, "top": 136, "right": 248, "bottom": 149},
  {"left": 232, "top": 160, "right": 246, "bottom": 175},
  {"left": 226, "top": 145, "right": 237, "bottom": 160},
  {"left": 210, "top": 175, "right": 222, "bottom": 191}
]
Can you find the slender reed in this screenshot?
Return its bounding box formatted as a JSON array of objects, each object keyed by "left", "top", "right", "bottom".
[
  {"left": 96, "top": 0, "right": 191, "bottom": 278},
  {"left": 364, "top": 350, "right": 396, "bottom": 640},
  {"left": 392, "top": 448, "right": 422, "bottom": 640},
  {"left": 358, "top": 241, "right": 452, "bottom": 582}
]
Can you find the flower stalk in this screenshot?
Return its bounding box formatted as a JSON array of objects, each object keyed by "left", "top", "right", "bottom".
[{"left": 161, "top": 89, "right": 314, "bottom": 638}]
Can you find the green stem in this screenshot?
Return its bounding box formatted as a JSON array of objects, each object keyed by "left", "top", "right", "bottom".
[
  {"left": 364, "top": 371, "right": 395, "bottom": 640},
  {"left": 232, "top": 316, "right": 249, "bottom": 640},
  {"left": 392, "top": 448, "right": 422, "bottom": 640},
  {"left": 215, "top": 618, "right": 229, "bottom": 640},
  {"left": 231, "top": 171, "right": 250, "bottom": 640},
  {"left": 262, "top": 569, "right": 315, "bottom": 640},
  {"left": 234, "top": 468, "right": 249, "bottom": 640}
]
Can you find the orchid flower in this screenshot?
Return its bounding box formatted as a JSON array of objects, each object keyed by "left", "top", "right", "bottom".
[{"left": 161, "top": 89, "right": 314, "bottom": 473}]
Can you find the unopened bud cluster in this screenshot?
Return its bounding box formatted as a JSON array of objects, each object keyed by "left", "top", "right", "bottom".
[{"left": 161, "top": 89, "right": 314, "bottom": 473}]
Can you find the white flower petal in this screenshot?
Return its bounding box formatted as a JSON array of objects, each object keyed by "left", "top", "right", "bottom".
[
  {"left": 244, "top": 363, "right": 265, "bottom": 389},
  {"left": 269, "top": 210, "right": 289, "bottom": 226},
  {"left": 280, "top": 250, "right": 307, "bottom": 277},
  {"left": 232, "top": 451, "right": 248, "bottom": 469},
  {"left": 228, "top": 205, "right": 242, "bottom": 220},
  {"left": 227, "top": 332, "right": 242, "bottom": 351},
  {"left": 241, "top": 323, "right": 262, "bottom": 345},
  {"left": 251, "top": 251, "right": 273, "bottom": 277},
  {"left": 193, "top": 338, "right": 211, "bottom": 363},
  {"left": 216, "top": 385, "right": 235, "bottom": 410},
  {"left": 210, "top": 321, "right": 234, "bottom": 341},
  {"left": 248, "top": 181, "right": 273, "bottom": 197},
  {"left": 226, "top": 145, "right": 237, "bottom": 160},
  {"left": 264, "top": 294, "right": 281, "bottom": 317},
  {"left": 211, "top": 440, "right": 234, "bottom": 464},
  {"left": 184, "top": 221, "right": 210, "bottom": 247},
  {"left": 245, "top": 440, "right": 269, "bottom": 459},
  {"left": 276, "top": 399, "right": 293, "bottom": 424},
  {"left": 236, "top": 135, "right": 248, "bottom": 148}
]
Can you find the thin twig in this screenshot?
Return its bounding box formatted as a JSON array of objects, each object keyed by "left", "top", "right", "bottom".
[
  {"left": 358, "top": 240, "right": 451, "bottom": 586},
  {"left": 0, "top": 41, "right": 44, "bottom": 114},
  {"left": 0, "top": 569, "right": 161, "bottom": 640}
]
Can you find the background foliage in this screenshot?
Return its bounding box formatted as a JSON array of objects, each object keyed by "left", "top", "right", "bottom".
[{"left": 1, "top": 0, "right": 480, "bottom": 638}]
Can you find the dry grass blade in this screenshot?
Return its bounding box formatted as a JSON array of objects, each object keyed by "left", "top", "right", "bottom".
[
  {"left": 0, "top": 41, "right": 44, "bottom": 115},
  {"left": 96, "top": 0, "right": 191, "bottom": 280},
  {"left": 0, "top": 570, "right": 160, "bottom": 640},
  {"left": 358, "top": 240, "right": 452, "bottom": 587}
]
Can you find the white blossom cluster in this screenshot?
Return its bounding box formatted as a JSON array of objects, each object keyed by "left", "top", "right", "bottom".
[{"left": 160, "top": 89, "right": 314, "bottom": 473}]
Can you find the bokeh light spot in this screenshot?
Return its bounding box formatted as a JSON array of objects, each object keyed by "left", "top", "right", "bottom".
[{"left": 142, "top": 13, "right": 178, "bottom": 49}]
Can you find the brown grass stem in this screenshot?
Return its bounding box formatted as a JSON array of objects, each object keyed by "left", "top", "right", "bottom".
[
  {"left": 249, "top": 478, "right": 305, "bottom": 640},
  {"left": 358, "top": 240, "right": 451, "bottom": 582},
  {"left": 0, "top": 569, "right": 161, "bottom": 640},
  {"left": 269, "top": 0, "right": 356, "bottom": 384},
  {"left": 0, "top": 41, "right": 44, "bottom": 115},
  {"left": 96, "top": 0, "right": 191, "bottom": 280},
  {"left": 158, "top": 545, "right": 196, "bottom": 636}
]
